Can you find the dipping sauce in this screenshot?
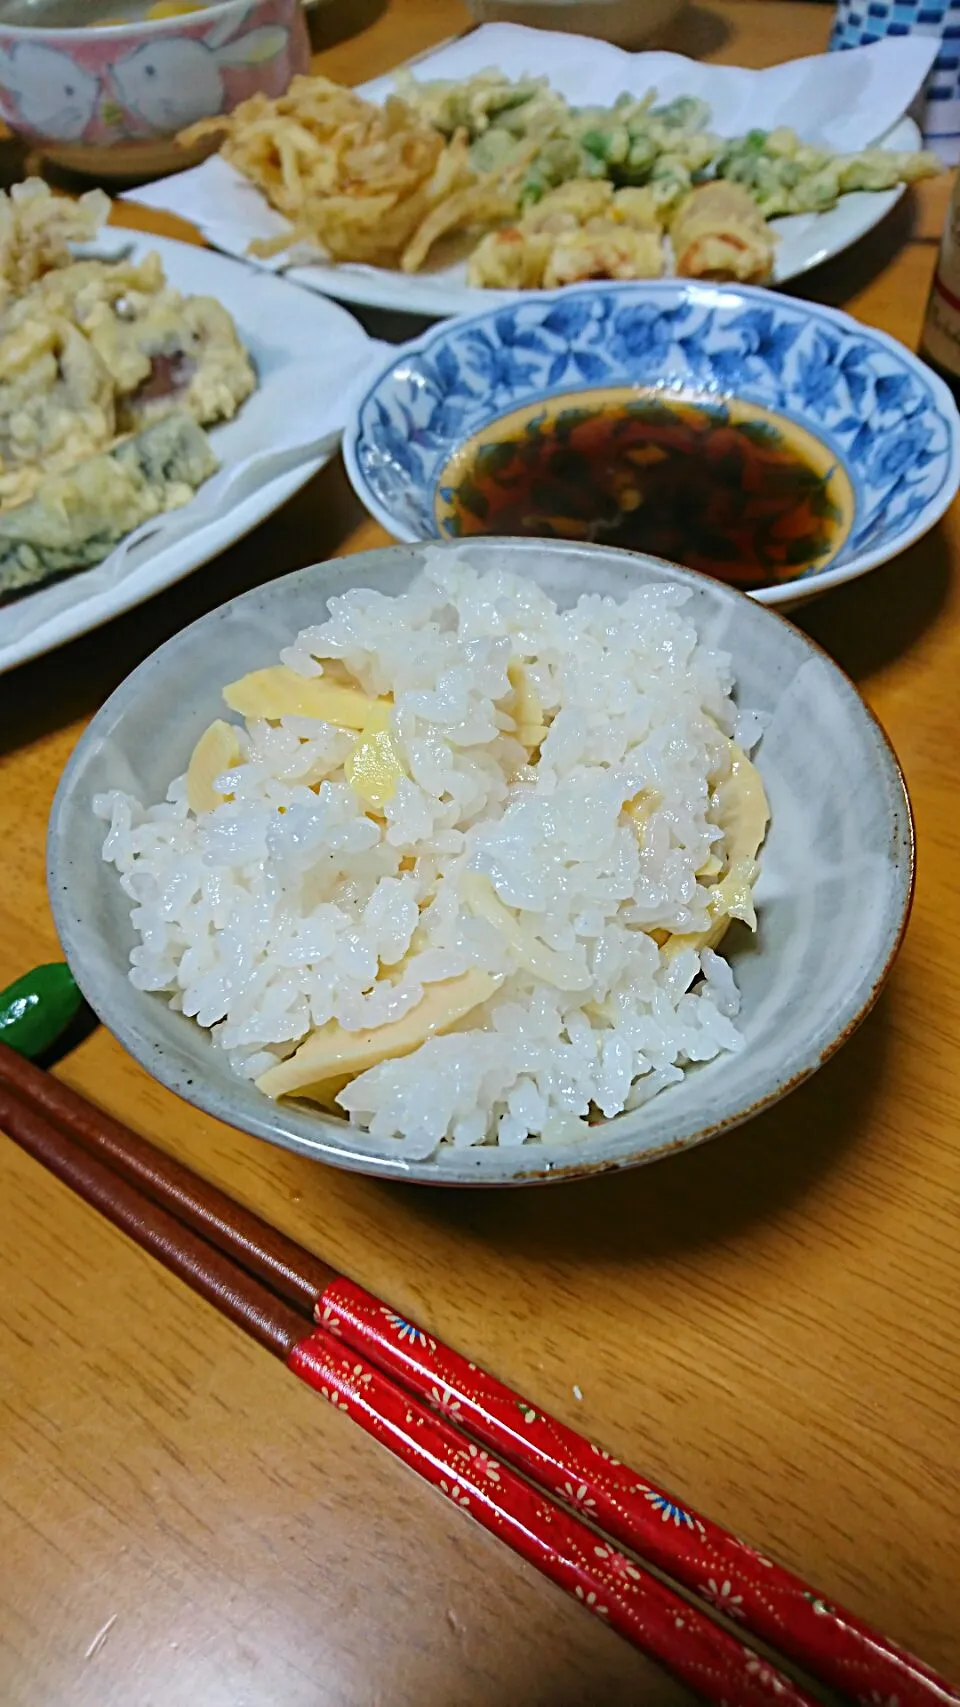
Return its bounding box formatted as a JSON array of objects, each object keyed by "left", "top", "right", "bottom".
[{"left": 436, "top": 388, "right": 854, "bottom": 591}]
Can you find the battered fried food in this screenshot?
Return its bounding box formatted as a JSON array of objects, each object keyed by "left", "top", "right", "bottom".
[
  {"left": 0, "top": 312, "right": 117, "bottom": 509},
  {"left": 669, "top": 181, "right": 776, "bottom": 284},
  {"left": 13, "top": 252, "right": 255, "bottom": 432},
  {"left": 0, "top": 178, "right": 256, "bottom": 594},
  {"left": 393, "top": 66, "right": 568, "bottom": 142},
  {"left": 180, "top": 76, "right": 490, "bottom": 271},
  {"left": 178, "top": 67, "right": 940, "bottom": 289},
  {"left": 0, "top": 240, "right": 254, "bottom": 511},
  {"left": 0, "top": 180, "right": 110, "bottom": 314},
  {"left": 400, "top": 176, "right": 521, "bottom": 274},
  {"left": 0, "top": 411, "right": 216, "bottom": 597},
  {"left": 715, "top": 125, "right": 939, "bottom": 217},
  {"left": 468, "top": 179, "right": 665, "bottom": 288}
]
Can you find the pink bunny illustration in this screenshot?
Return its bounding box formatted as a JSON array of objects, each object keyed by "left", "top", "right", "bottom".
[
  {"left": 111, "top": 11, "right": 288, "bottom": 134},
  {"left": 0, "top": 42, "right": 100, "bottom": 140}
]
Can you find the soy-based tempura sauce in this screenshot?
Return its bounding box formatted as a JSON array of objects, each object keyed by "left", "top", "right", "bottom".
[{"left": 437, "top": 389, "right": 853, "bottom": 591}]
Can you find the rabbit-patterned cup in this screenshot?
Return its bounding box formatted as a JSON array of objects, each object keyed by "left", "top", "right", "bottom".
[{"left": 0, "top": 0, "right": 309, "bottom": 177}]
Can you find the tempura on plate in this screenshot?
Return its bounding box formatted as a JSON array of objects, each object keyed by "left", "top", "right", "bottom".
[
  {"left": 0, "top": 179, "right": 110, "bottom": 313},
  {"left": 468, "top": 179, "right": 665, "bottom": 288},
  {"left": 0, "top": 179, "right": 256, "bottom": 597},
  {"left": 669, "top": 181, "right": 776, "bottom": 284},
  {"left": 180, "top": 76, "right": 503, "bottom": 272},
  {"left": 714, "top": 125, "right": 941, "bottom": 217},
  {"left": 0, "top": 413, "right": 217, "bottom": 598},
  {"left": 179, "top": 65, "right": 939, "bottom": 289}
]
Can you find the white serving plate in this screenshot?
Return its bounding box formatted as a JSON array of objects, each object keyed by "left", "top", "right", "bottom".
[{"left": 0, "top": 232, "right": 381, "bottom": 675}]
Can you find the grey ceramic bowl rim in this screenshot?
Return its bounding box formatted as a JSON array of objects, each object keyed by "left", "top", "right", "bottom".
[{"left": 48, "top": 541, "right": 915, "bottom": 1188}]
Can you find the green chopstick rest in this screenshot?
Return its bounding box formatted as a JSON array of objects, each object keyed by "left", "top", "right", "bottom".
[{"left": 0, "top": 963, "right": 84, "bottom": 1059}]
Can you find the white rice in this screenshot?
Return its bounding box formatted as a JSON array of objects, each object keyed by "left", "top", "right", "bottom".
[{"left": 95, "top": 551, "right": 760, "bottom": 1156}]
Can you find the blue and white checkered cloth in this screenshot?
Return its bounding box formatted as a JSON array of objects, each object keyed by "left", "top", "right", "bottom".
[{"left": 830, "top": 0, "right": 960, "bottom": 157}]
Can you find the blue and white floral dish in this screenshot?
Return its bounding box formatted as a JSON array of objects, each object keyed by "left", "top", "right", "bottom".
[{"left": 343, "top": 280, "right": 960, "bottom": 607}]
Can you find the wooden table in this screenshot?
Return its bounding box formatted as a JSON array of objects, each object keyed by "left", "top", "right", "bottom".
[{"left": 1, "top": 3, "right": 958, "bottom": 1701}]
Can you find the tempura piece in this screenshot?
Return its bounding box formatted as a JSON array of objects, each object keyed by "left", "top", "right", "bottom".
[
  {"left": 543, "top": 225, "right": 664, "bottom": 287},
  {"left": 670, "top": 181, "right": 776, "bottom": 284},
  {"left": 518, "top": 179, "right": 627, "bottom": 231},
  {"left": 0, "top": 250, "right": 253, "bottom": 509},
  {"left": 0, "top": 180, "right": 256, "bottom": 597},
  {"left": 0, "top": 411, "right": 216, "bottom": 598},
  {"left": 179, "top": 77, "right": 487, "bottom": 271},
  {"left": 573, "top": 101, "right": 720, "bottom": 184},
  {"left": 6, "top": 251, "right": 167, "bottom": 325},
  {"left": 395, "top": 67, "right": 566, "bottom": 140},
  {"left": 649, "top": 94, "right": 712, "bottom": 134},
  {"left": 468, "top": 179, "right": 665, "bottom": 289},
  {"left": 0, "top": 313, "right": 116, "bottom": 509},
  {"left": 838, "top": 145, "right": 941, "bottom": 194},
  {"left": 5, "top": 252, "right": 255, "bottom": 435},
  {"left": 604, "top": 185, "right": 662, "bottom": 230},
  {"left": 0, "top": 180, "right": 110, "bottom": 315},
  {"left": 401, "top": 176, "right": 520, "bottom": 273},
  {"left": 466, "top": 225, "right": 554, "bottom": 290},
  {"left": 647, "top": 156, "right": 695, "bottom": 218},
  {"left": 716, "top": 126, "right": 940, "bottom": 217}
]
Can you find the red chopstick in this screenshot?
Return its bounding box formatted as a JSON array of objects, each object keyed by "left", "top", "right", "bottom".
[
  {"left": 0, "top": 1070, "right": 820, "bottom": 1707},
  {"left": 1, "top": 1040, "right": 956, "bottom": 1706}
]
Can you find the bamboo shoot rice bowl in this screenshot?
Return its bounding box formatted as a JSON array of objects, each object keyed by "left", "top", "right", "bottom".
[{"left": 93, "top": 549, "right": 770, "bottom": 1159}]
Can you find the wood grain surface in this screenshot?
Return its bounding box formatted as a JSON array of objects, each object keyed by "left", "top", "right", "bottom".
[{"left": 1, "top": 3, "right": 959, "bottom": 1703}]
